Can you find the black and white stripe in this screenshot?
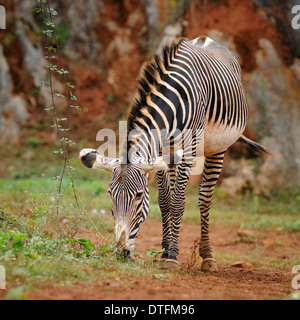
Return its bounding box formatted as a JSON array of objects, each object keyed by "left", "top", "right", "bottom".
[
  {"left": 80, "top": 35, "right": 274, "bottom": 268},
  {"left": 120, "top": 36, "right": 248, "bottom": 267}
]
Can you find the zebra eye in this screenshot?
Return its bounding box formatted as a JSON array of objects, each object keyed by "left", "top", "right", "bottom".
[{"left": 135, "top": 192, "right": 143, "bottom": 199}]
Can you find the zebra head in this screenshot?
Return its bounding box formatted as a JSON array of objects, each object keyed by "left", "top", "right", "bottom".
[
  {"left": 108, "top": 163, "right": 150, "bottom": 259},
  {"left": 79, "top": 148, "right": 180, "bottom": 259}
]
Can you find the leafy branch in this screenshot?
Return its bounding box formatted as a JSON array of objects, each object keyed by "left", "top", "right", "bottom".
[{"left": 35, "top": 0, "right": 80, "bottom": 237}]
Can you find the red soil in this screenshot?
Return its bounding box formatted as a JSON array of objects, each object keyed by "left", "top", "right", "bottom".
[{"left": 25, "top": 218, "right": 299, "bottom": 300}]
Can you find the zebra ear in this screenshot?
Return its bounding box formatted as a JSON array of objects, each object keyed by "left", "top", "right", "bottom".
[
  {"left": 141, "top": 149, "right": 183, "bottom": 173},
  {"left": 79, "top": 149, "right": 120, "bottom": 173}
]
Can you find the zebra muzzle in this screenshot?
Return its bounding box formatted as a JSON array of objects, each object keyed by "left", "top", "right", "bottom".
[{"left": 115, "top": 222, "right": 131, "bottom": 260}]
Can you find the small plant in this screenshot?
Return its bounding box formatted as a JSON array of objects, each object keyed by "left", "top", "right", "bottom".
[
  {"left": 0, "top": 230, "right": 30, "bottom": 260},
  {"left": 65, "top": 238, "right": 95, "bottom": 258},
  {"left": 98, "top": 242, "right": 115, "bottom": 257},
  {"left": 26, "top": 137, "right": 41, "bottom": 147},
  {"left": 106, "top": 93, "right": 115, "bottom": 104},
  {"left": 153, "top": 273, "right": 166, "bottom": 281},
  {"left": 145, "top": 248, "right": 165, "bottom": 264}
]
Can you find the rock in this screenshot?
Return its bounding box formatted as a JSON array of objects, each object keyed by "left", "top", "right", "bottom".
[
  {"left": 291, "top": 58, "right": 300, "bottom": 93},
  {"left": 0, "top": 45, "right": 11, "bottom": 105},
  {"left": 237, "top": 229, "right": 254, "bottom": 237},
  {"left": 250, "top": 0, "right": 300, "bottom": 59},
  {"left": 141, "top": 0, "right": 159, "bottom": 40},
  {"left": 230, "top": 261, "right": 253, "bottom": 268},
  {"left": 244, "top": 39, "right": 300, "bottom": 192},
  {"left": 220, "top": 159, "right": 255, "bottom": 195},
  {"left": 156, "top": 23, "right": 184, "bottom": 56},
  {"left": 17, "top": 22, "right": 47, "bottom": 87},
  {"left": 0, "top": 45, "right": 28, "bottom": 145},
  {"left": 14, "top": 0, "right": 47, "bottom": 87},
  {"left": 207, "top": 29, "right": 241, "bottom": 63},
  {"left": 62, "top": 0, "right": 104, "bottom": 64},
  {"left": 0, "top": 96, "right": 28, "bottom": 145},
  {"left": 237, "top": 229, "right": 256, "bottom": 243}
]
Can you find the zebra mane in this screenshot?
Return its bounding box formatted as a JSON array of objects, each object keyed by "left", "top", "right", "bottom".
[
  {"left": 120, "top": 39, "right": 184, "bottom": 160},
  {"left": 127, "top": 39, "right": 184, "bottom": 133}
]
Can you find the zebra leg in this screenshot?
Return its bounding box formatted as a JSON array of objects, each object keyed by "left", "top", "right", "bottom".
[
  {"left": 164, "top": 163, "right": 192, "bottom": 269},
  {"left": 199, "top": 151, "right": 225, "bottom": 272},
  {"left": 156, "top": 170, "right": 172, "bottom": 264}
]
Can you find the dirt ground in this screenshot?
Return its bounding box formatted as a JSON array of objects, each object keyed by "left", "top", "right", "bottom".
[{"left": 26, "top": 218, "right": 299, "bottom": 300}]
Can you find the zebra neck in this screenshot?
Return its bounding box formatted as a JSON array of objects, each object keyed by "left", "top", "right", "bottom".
[{"left": 124, "top": 129, "right": 161, "bottom": 165}]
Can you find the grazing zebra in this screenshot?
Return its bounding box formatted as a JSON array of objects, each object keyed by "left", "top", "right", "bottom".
[{"left": 80, "top": 36, "right": 276, "bottom": 271}]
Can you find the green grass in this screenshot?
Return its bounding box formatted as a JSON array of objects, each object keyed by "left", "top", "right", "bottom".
[
  {"left": 0, "top": 145, "right": 176, "bottom": 298},
  {"left": 0, "top": 144, "right": 299, "bottom": 299},
  {"left": 183, "top": 187, "right": 300, "bottom": 232}
]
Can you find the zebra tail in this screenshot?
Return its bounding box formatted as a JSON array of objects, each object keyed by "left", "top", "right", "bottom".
[{"left": 238, "top": 135, "right": 281, "bottom": 157}]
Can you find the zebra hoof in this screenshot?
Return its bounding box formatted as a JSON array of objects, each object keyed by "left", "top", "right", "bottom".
[
  {"left": 160, "top": 258, "right": 180, "bottom": 270},
  {"left": 158, "top": 252, "right": 168, "bottom": 268},
  {"left": 201, "top": 258, "right": 218, "bottom": 272},
  {"left": 159, "top": 259, "right": 166, "bottom": 269}
]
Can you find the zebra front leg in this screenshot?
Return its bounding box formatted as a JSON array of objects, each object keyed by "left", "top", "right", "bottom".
[
  {"left": 199, "top": 151, "right": 225, "bottom": 272},
  {"left": 156, "top": 170, "right": 172, "bottom": 265},
  {"left": 164, "top": 164, "right": 192, "bottom": 269}
]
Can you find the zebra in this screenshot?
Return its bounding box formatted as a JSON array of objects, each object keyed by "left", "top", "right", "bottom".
[{"left": 80, "top": 36, "right": 276, "bottom": 271}]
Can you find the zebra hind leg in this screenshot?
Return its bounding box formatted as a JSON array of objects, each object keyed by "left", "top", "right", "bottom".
[{"left": 198, "top": 151, "right": 226, "bottom": 272}]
